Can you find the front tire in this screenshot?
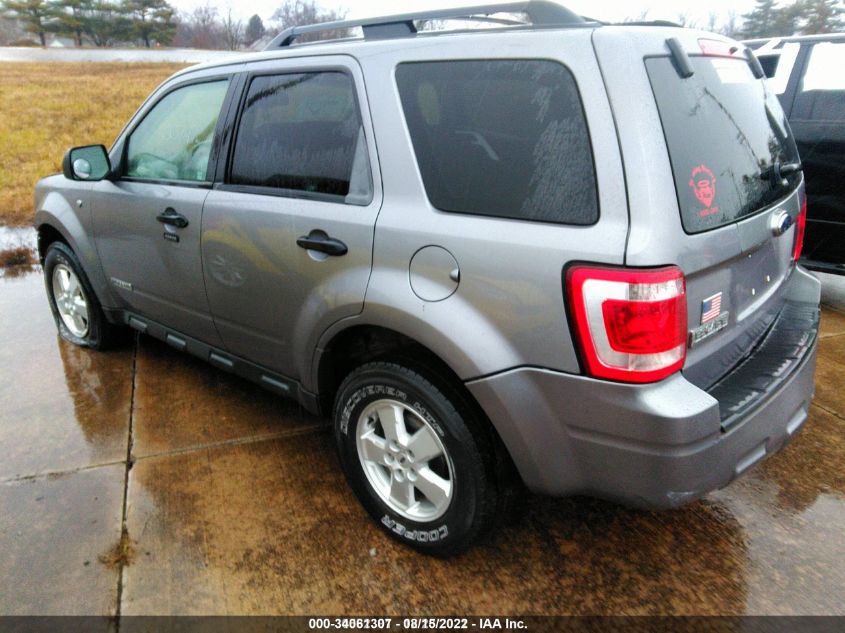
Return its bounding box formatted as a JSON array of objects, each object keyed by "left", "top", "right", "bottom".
[
  {"left": 43, "top": 242, "right": 120, "bottom": 349},
  {"left": 334, "top": 361, "right": 499, "bottom": 556}
]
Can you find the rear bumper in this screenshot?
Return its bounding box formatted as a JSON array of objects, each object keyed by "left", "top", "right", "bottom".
[{"left": 467, "top": 268, "right": 821, "bottom": 508}]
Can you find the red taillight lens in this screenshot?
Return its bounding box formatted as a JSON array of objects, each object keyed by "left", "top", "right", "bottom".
[
  {"left": 793, "top": 197, "right": 807, "bottom": 262},
  {"left": 567, "top": 266, "right": 687, "bottom": 383}
]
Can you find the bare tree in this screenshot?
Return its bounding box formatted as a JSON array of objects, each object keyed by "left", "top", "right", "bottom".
[
  {"left": 221, "top": 6, "right": 241, "bottom": 50},
  {"left": 721, "top": 10, "right": 740, "bottom": 37},
  {"left": 181, "top": 3, "right": 220, "bottom": 48},
  {"left": 622, "top": 9, "right": 650, "bottom": 23},
  {"left": 706, "top": 11, "right": 718, "bottom": 32},
  {"left": 271, "top": 0, "right": 346, "bottom": 42},
  {"left": 675, "top": 12, "right": 699, "bottom": 28}
]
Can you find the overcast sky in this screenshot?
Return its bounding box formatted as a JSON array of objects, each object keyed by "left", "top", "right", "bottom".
[{"left": 168, "top": 0, "right": 759, "bottom": 30}]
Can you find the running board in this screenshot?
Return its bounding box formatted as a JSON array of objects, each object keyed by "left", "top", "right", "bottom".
[{"left": 123, "top": 312, "right": 321, "bottom": 415}]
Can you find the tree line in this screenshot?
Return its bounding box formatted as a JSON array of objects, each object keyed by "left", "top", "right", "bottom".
[
  {"left": 738, "top": 0, "right": 843, "bottom": 37},
  {"left": 0, "top": 0, "right": 344, "bottom": 49},
  {"left": 1, "top": 0, "right": 176, "bottom": 47},
  {"left": 2, "top": 0, "right": 843, "bottom": 49}
]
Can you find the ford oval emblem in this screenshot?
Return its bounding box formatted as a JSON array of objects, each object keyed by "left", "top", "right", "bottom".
[{"left": 770, "top": 209, "right": 794, "bottom": 237}]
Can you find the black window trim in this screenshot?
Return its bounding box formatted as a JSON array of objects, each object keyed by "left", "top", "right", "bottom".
[
  {"left": 114, "top": 73, "right": 238, "bottom": 189},
  {"left": 216, "top": 64, "right": 374, "bottom": 207},
  {"left": 781, "top": 42, "right": 814, "bottom": 119},
  {"left": 393, "top": 57, "right": 601, "bottom": 227}
]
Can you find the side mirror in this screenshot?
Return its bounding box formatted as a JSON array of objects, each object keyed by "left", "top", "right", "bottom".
[{"left": 63, "top": 145, "right": 111, "bottom": 182}]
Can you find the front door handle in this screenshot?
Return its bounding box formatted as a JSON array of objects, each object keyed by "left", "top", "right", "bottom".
[
  {"left": 156, "top": 207, "right": 189, "bottom": 228},
  {"left": 296, "top": 230, "right": 348, "bottom": 256}
]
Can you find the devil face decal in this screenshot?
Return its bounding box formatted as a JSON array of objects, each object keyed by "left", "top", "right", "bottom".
[{"left": 689, "top": 164, "right": 717, "bottom": 211}]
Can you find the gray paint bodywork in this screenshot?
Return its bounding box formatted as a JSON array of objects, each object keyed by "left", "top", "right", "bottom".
[
  {"left": 34, "top": 24, "right": 821, "bottom": 507},
  {"left": 467, "top": 267, "right": 820, "bottom": 504}
]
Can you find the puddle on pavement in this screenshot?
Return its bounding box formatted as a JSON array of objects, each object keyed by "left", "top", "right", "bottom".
[
  {"left": 0, "top": 269, "right": 133, "bottom": 480},
  {"left": 121, "top": 408, "right": 845, "bottom": 615},
  {"left": 0, "top": 226, "right": 38, "bottom": 278},
  {"left": 0, "top": 464, "right": 126, "bottom": 615},
  {"left": 1, "top": 258, "right": 844, "bottom": 614}
]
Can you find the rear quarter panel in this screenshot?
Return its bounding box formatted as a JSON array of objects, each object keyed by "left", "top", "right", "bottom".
[{"left": 315, "top": 29, "right": 629, "bottom": 384}]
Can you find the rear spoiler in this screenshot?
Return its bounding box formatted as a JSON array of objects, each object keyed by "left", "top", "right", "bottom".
[{"left": 666, "top": 37, "right": 766, "bottom": 79}]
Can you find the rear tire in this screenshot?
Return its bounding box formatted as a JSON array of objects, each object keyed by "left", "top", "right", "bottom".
[
  {"left": 334, "top": 361, "right": 499, "bottom": 556},
  {"left": 43, "top": 242, "right": 121, "bottom": 350}
]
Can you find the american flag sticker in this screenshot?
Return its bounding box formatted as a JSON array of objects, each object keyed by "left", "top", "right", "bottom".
[{"left": 701, "top": 292, "right": 723, "bottom": 323}]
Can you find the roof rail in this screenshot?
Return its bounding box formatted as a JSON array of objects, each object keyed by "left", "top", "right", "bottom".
[{"left": 263, "top": 1, "right": 586, "bottom": 50}]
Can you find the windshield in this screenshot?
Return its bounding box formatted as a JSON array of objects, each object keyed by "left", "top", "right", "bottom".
[{"left": 646, "top": 55, "right": 800, "bottom": 233}]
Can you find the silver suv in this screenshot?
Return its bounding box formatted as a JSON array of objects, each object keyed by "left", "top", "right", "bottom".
[{"left": 34, "top": 1, "right": 821, "bottom": 555}]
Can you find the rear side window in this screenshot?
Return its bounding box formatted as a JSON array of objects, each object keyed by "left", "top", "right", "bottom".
[
  {"left": 396, "top": 60, "right": 598, "bottom": 225},
  {"left": 647, "top": 56, "right": 801, "bottom": 234},
  {"left": 229, "top": 71, "right": 372, "bottom": 203}
]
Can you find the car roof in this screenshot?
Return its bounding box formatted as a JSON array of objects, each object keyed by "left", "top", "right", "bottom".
[
  {"left": 168, "top": 0, "right": 710, "bottom": 83},
  {"left": 171, "top": 24, "right": 600, "bottom": 82}
]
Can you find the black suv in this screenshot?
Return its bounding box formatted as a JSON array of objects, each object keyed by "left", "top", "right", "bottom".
[{"left": 746, "top": 34, "right": 845, "bottom": 274}]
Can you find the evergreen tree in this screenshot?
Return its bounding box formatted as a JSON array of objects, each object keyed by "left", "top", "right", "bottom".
[
  {"left": 50, "top": 0, "right": 91, "bottom": 46},
  {"left": 83, "top": 0, "right": 131, "bottom": 46},
  {"left": 244, "top": 13, "right": 264, "bottom": 46},
  {"left": 741, "top": 0, "right": 780, "bottom": 37},
  {"left": 124, "top": 0, "right": 174, "bottom": 47},
  {"left": 801, "top": 0, "right": 845, "bottom": 33},
  {"left": 771, "top": 1, "right": 806, "bottom": 35},
  {"left": 0, "top": 0, "right": 57, "bottom": 46}
]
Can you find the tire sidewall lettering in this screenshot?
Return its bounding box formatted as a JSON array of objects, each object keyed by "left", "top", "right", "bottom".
[{"left": 381, "top": 514, "right": 449, "bottom": 543}]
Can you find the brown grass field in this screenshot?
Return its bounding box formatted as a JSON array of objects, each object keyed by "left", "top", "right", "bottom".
[{"left": 0, "top": 62, "right": 188, "bottom": 227}]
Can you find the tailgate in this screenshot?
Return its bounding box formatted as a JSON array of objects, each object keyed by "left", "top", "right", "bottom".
[{"left": 593, "top": 27, "right": 805, "bottom": 388}]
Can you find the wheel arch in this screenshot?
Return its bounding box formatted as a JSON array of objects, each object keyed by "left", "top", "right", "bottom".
[
  {"left": 312, "top": 323, "right": 522, "bottom": 487},
  {"left": 35, "top": 207, "right": 116, "bottom": 310}
]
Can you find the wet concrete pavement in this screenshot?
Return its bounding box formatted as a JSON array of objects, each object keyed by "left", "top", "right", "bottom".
[{"left": 1, "top": 262, "right": 844, "bottom": 616}]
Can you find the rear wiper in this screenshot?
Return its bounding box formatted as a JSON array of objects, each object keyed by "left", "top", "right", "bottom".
[{"left": 761, "top": 160, "right": 802, "bottom": 187}]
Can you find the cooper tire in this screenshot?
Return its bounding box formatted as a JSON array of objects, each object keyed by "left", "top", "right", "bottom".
[
  {"left": 334, "top": 361, "right": 498, "bottom": 556},
  {"left": 43, "top": 242, "right": 121, "bottom": 350}
]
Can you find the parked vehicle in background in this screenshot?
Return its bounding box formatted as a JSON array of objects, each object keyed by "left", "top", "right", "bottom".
[
  {"left": 34, "top": 1, "right": 820, "bottom": 556},
  {"left": 746, "top": 34, "right": 845, "bottom": 274}
]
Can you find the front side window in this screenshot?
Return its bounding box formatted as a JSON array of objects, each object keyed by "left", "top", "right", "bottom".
[
  {"left": 126, "top": 79, "right": 229, "bottom": 182},
  {"left": 229, "top": 71, "right": 372, "bottom": 202},
  {"left": 792, "top": 42, "right": 845, "bottom": 122},
  {"left": 395, "top": 60, "right": 598, "bottom": 225}
]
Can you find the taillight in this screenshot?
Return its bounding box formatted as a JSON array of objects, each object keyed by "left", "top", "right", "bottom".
[
  {"left": 566, "top": 266, "right": 687, "bottom": 383},
  {"left": 793, "top": 196, "right": 807, "bottom": 262}
]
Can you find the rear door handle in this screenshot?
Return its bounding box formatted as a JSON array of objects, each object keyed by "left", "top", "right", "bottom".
[
  {"left": 156, "top": 207, "right": 189, "bottom": 228},
  {"left": 296, "top": 231, "right": 348, "bottom": 256}
]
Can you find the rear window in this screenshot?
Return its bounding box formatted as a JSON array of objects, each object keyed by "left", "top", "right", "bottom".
[
  {"left": 646, "top": 55, "right": 800, "bottom": 233},
  {"left": 396, "top": 60, "right": 598, "bottom": 225}
]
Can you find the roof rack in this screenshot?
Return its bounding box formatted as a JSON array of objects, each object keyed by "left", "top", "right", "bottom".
[{"left": 264, "top": 1, "right": 587, "bottom": 50}]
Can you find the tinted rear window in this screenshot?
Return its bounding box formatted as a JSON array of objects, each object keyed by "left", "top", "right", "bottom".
[
  {"left": 396, "top": 60, "right": 598, "bottom": 225},
  {"left": 647, "top": 56, "right": 800, "bottom": 233}
]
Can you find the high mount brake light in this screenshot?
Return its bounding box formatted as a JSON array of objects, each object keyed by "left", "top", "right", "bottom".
[
  {"left": 698, "top": 38, "right": 741, "bottom": 58},
  {"left": 793, "top": 196, "right": 807, "bottom": 262},
  {"left": 567, "top": 266, "right": 688, "bottom": 383}
]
